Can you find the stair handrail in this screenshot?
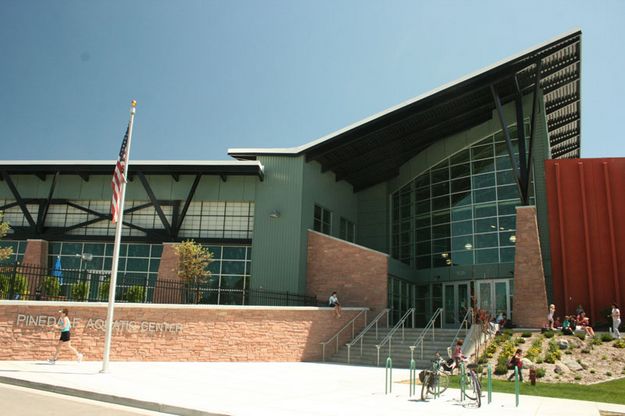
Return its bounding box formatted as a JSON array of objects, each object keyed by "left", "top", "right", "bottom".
[
  {"left": 410, "top": 307, "right": 444, "bottom": 361},
  {"left": 447, "top": 307, "right": 473, "bottom": 357},
  {"left": 320, "top": 309, "right": 368, "bottom": 362},
  {"left": 374, "top": 308, "right": 415, "bottom": 366},
  {"left": 345, "top": 308, "right": 390, "bottom": 364}
]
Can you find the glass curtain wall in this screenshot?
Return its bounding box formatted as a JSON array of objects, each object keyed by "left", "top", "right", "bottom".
[{"left": 391, "top": 125, "right": 529, "bottom": 268}]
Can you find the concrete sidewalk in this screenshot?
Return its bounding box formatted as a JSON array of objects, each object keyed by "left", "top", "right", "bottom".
[{"left": 1, "top": 360, "right": 624, "bottom": 416}]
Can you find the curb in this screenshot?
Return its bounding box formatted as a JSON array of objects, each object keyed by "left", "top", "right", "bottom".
[{"left": 0, "top": 375, "right": 228, "bottom": 416}]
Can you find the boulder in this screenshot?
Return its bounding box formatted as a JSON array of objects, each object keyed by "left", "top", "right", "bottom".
[
  {"left": 521, "top": 358, "right": 533, "bottom": 367},
  {"left": 558, "top": 339, "right": 569, "bottom": 349},
  {"left": 562, "top": 357, "right": 584, "bottom": 372}
]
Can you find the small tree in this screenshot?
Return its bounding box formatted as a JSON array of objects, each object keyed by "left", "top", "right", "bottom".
[
  {"left": 0, "top": 212, "right": 13, "bottom": 262},
  {"left": 174, "top": 240, "right": 213, "bottom": 303}
]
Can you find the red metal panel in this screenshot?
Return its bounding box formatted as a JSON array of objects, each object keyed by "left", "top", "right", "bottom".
[{"left": 545, "top": 158, "right": 625, "bottom": 325}]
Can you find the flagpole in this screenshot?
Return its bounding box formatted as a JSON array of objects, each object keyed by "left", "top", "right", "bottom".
[{"left": 101, "top": 100, "right": 137, "bottom": 373}]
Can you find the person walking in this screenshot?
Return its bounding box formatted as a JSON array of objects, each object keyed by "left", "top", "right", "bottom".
[
  {"left": 328, "top": 291, "right": 341, "bottom": 318},
  {"left": 612, "top": 303, "right": 622, "bottom": 339},
  {"left": 48, "top": 308, "right": 83, "bottom": 364}
]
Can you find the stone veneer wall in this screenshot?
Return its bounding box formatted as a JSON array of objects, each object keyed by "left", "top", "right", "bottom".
[
  {"left": 307, "top": 230, "right": 388, "bottom": 314},
  {"left": 512, "top": 206, "right": 549, "bottom": 327},
  {"left": 0, "top": 301, "right": 367, "bottom": 362}
]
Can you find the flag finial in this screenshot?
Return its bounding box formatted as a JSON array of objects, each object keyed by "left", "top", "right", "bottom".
[{"left": 131, "top": 100, "right": 137, "bottom": 107}]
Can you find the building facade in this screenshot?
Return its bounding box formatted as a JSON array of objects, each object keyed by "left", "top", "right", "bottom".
[{"left": 1, "top": 30, "right": 584, "bottom": 327}]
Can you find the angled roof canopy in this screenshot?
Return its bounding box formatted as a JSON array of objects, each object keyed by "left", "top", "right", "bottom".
[
  {"left": 230, "top": 29, "right": 581, "bottom": 192},
  {"left": 0, "top": 160, "right": 265, "bottom": 181}
]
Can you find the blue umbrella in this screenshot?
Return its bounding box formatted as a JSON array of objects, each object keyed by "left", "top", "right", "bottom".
[{"left": 51, "top": 256, "right": 63, "bottom": 285}]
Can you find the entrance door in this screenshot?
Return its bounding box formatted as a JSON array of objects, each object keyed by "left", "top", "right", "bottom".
[
  {"left": 476, "top": 279, "right": 512, "bottom": 319},
  {"left": 443, "top": 282, "right": 470, "bottom": 327}
]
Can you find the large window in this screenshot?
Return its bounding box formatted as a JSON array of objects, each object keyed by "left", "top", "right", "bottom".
[
  {"left": 313, "top": 205, "right": 332, "bottom": 235},
  {"left": 339, "top": 217, "right": 355, "bottom": 243},
  {"left": 391, "top": 125, "right": 530, "bottom": 269},
  {"left": 47, "top": 242, "right": 251, "bottom": 304}
]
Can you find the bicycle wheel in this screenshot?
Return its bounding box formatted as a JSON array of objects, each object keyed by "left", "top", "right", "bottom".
[
  {"left": 463, "top": 372, "right": 477, "bottom": 400},
  {"left": 472, "top": 372, "right": 481, "bottom": 408},
  {"left": 434, "top": 372, "right": 449, "bottom": 394},
  {"left": 421, "top": 373, "right": 431, "bottom": 401}
]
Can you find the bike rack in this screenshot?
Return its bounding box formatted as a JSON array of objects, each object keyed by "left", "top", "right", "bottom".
[
  {"left": 459, "top": 362, "right": 466, "bottom": 402},
  {"left": 409, "top": 359, "right": 416, "bottom": 397},
  {"left": 385, "top": 357, "right": 393, "bottom": 394},
  {"left": 514, "top": 367, "right": 520, "bottom": 407},
  {"left": 487, "top": 364, "right": 493, "bottom": 404}
]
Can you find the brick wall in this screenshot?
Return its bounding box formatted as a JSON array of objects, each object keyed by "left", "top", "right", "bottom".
[
  {"left": 512, "top": 206, "right": 549, "bottom": 327},
  {"left": 23, "top": 239, "right": 48, "bottom": 268},
  {"left": 306, "top": 230, "right": 388, "bottom": 314},
  {"left": 154, "top": 243, "right": 180, "bottom": 303},
  {"left": 0, "top": 301, "right": 367, "bottom": 362}
]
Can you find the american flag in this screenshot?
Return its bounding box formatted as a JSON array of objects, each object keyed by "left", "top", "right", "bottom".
[{"left": 111, "top": 125, "right": 129, "bottom": 223}]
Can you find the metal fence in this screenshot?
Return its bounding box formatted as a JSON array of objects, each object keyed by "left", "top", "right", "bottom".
[{"left": 0, "top": 262, "right": 318, "bottom": 307}]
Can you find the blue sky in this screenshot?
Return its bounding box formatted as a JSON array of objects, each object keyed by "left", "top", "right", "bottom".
[{"left": 0, "top": 1, "right": 623, "bottom": 161}]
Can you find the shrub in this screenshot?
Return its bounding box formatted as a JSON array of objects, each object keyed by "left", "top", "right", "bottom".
[
  {"left": 71, "top": 281, "right": 89, "bottom": 301},
  {"left": 606, "top": 371, "right": 613, "bottom": 377},
  {"left": 591, "top": 337, "right": 603, "bottom": 346},
  {"left": 574, "top": 375, "right": 582, "bottom": 381},
  {"left": 576, "top": 333, "right": 586, "bottom": 341},
  {"left": 601, "top": 355, "right": 608, "bottom": 361},
  {"left": 581, "top": 348, "right": 591, "bottom": 354},
  {"left": 543, "top": 340, "right": 562, "bottom": 364},
  {"left": 535, "top": 367, "right": 546, "bottom": 378},
  {"left": 525, "top": 338, "right": 543, "bottom": 362},
  {"left": 614, "top": 339, "right": 625, "bottom": 349},
  {"left": 544, "top": 331, "right": 555, "bottom": 339},
  {"left": 98, "top": 280, "right": 110, "bottom": 301},
  {"left": 516, "top": 337, "right": 526, "bottom": 344},
  {"left": 123, "top": 285, "right": 145, "bottom": 303},
  {"left": 0, "top": 273, "right": 29, "bottom": 299},
  {"left": 590, "top": 369, "right": 596, "bottom": 374},
  {"left": 536, "top": 357, "right": 544, "bottom": 364},
  {"left": 601, "top": 333, "right": 614, "bottom": 342},
  {"left": 521, "top": 332, "right": 532, "bottom": 338},
  {"left": 41, "top": 276, "right": 61, "bottom": 297},
  {"left": 565, "top": 350, "right": 572, "bottom": 355}
]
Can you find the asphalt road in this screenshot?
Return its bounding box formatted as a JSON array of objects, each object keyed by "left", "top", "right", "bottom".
[{"left": 0, "top": 383, "right": 174, "bottom": 416}]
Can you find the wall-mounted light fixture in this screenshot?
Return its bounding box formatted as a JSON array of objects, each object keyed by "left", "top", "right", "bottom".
[
  {"left": 269, "top": 210, "right": 281, "bottom": 219},
  {"left": 509, "top": 235, "right": 517, "bottom": 243},
  {"left": 464, "top": 243, "right": 473, "bottom": 250}
]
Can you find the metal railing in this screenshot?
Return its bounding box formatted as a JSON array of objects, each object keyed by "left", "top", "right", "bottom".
[
  {"left": 346, "top": 308, "right": 390, "bottom": 364},
  {"left": 448, "top": 307, "right": 473, "bottom": 357},
  {"left": 0, "top": 262, "right": 317, "bottom": 306},
  {"left": 410, "top": 307, "right": 443, "bottom": 361},
  {"left": 320, "top": 309, "right": 368, "bottom": 362},
  {"left": 375, "top": 308, "right": 415, "bottom": 366}
]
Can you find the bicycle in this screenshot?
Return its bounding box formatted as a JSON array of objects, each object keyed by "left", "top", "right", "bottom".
[
  {"left": 420, "top": 354, "right": 450, "bottom": 400},
  {"left": 461, "top": 362, "right": 482, "bottom": 408}
]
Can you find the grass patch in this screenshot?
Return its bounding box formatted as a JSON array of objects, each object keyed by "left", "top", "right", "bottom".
[{"left": 448, "top": 375, "right": 625, "bottom": 405}]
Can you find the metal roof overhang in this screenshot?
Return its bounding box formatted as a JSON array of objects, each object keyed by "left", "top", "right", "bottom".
[
  {"left": 230, "top": 30, "right": 581, "bottom": 192},
  {"left": 0, "top": 161, "right": 265, "bottom": 182}
]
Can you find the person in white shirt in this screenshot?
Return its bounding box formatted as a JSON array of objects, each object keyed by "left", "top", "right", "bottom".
[
  {"left": 328, "top": 291, "right": 341, "bottom": 318},
  {"left": 612, "top": 303, "right": 621, "bottom": 339}
]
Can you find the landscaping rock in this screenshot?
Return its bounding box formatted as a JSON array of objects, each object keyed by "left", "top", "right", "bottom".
[
  {"left": 562, "top": 357, "right": 584, "bottom": 371},
  {"left": 558, "top": 339, "right": 570, "bottom": 349},
  {"left": 521, "top": 358, "right": 533, "bottom": 367},
  {"left": 554, "top": 365, "right": 568, "bottom": 374}
]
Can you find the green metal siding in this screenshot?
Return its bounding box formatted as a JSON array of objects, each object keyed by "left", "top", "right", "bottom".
[
  {"left": 249, "top": 155, "right": 305, "bottom": 293},
  {"left": 356, "top": 182, "right": 389, "bottom": 253},
  {"left": 250, "top": 156, "right": 358, "bottom": 294}
]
